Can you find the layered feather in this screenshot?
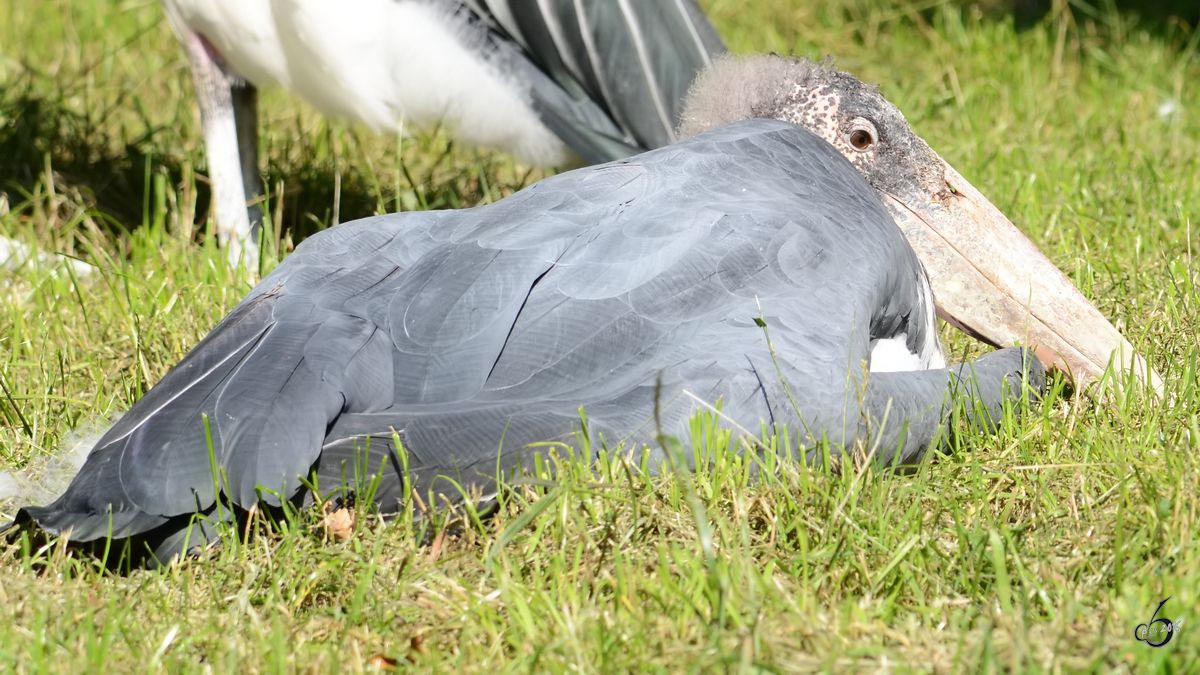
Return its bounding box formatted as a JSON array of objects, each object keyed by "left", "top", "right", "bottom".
[{"left": 470, "top": 0, "right": 726, "bottom": 161}]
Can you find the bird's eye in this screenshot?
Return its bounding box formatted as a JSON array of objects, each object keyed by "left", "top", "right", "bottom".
[{"left": 849, "top": 128, "right": 874, "bottom": 151}]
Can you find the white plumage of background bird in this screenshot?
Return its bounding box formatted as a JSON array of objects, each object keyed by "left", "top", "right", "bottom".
[{"left": 161, "top": 0, "right": 726, "bottom": 269}]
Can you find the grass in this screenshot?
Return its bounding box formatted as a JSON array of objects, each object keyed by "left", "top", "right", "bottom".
[{"left": 1, "top": 0, "right": 1198, "bottom": 671}]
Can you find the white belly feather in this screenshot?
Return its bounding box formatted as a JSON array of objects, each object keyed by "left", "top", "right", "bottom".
[{"left": 869, "top": 268, "right": 947, "bottom": 373}]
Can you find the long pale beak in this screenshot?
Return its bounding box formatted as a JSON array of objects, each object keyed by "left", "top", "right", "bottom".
[{"left": 881, "top": 155, "right": 1162, "bottom": 396}]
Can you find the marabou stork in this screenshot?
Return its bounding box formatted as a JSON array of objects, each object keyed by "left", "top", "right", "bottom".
[{"left": 4, "top": 56, "right": 1157, "bottom": 565}]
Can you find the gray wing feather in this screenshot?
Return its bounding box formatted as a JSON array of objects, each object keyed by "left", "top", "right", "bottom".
[
  {"left": 671, "top": 0, "right": 725, "bottom": 63},
  {"left": 462, "top": 0, "right": 641, "bottom": 163},
  {"left": 479, "top": 0, "right": 726, "bottom": 160},
  {"left": 586, "top": 0, "right": 726, "bottom": 146},
  {"left": 516, "top": 68, "right": 642, "bottom": 163}
]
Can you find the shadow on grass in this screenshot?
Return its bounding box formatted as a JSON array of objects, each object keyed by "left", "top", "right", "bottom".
[
  {"left": 0, "top": 80, "right": 164, "bottom": 232},
  {"left": 980, "top": 0, "right": 1200, "bottom": 33},
  {"left": 0, "top": 78, "right": 379, "bottom": 246}
]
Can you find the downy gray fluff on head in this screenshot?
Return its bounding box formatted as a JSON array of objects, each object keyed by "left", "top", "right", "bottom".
[{"left": 677, "top": 54, "right": 833, "bottom": 140}]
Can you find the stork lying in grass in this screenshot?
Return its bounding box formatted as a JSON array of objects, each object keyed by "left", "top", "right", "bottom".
[{"left": 3, "top": 56, "right": 1156, "bottom": 567}]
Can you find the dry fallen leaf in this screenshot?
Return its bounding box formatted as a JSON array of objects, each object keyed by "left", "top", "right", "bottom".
[
  {"left": 410, "top": 633, "right": 427, "bottom": 655},
  {"left": 367, "top": 654, "right": 398, "bottom": 670},
  {"left": 323, "top": 507, "right": 355, "bottom": 540}
]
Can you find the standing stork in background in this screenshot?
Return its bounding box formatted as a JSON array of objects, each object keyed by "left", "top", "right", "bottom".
[{"left": 161, "top": 0, "right": 726, "bottom": 270}]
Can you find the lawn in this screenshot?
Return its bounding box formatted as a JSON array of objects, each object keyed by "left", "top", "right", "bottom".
[{"left": 1, "top": 0, "right": 1198, "bottom": 671}]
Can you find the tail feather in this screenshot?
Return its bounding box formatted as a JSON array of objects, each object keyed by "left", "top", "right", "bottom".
[
  {"left": 29, "top": 319, "right": 273, "bottom": 528},
  {"left": 16, "top": 285, "right": 359, "bottom": 542},
  {"left": 24, "top": 508, "right": 173, "bottom": 543}
]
